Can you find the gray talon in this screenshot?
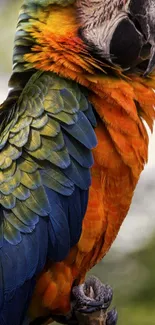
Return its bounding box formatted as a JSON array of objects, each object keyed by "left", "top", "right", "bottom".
[
  {"left": 106, "top": 308, "right": 118, "bottom": 325},
  {"left": 49, "top": 277, "right": 118, "bottom": 325},
  {"left": 72, "top": 276, "right": 113, "bottom": 313}
]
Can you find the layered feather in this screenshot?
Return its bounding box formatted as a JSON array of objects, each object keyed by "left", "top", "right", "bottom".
[
  {"left": 20, "top": 2, "right": 155, "bottom": 318},
  {"left": 0, "top": 70, "right": 97, "bottom": 322},
  {"left": 0, "top": 0, "right": 155, "bottom": 322}
]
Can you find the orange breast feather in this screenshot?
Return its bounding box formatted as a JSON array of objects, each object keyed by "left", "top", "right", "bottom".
[
  {"left": 29, "top": 76, "right": 155, "bottom": 319},
  {"left": 25, "top": 4, "right": 155, "bottom": 320}
]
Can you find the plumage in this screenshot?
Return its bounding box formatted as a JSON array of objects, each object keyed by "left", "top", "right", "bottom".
[{"left": 0, "top": 0, "right": 155, "bottom": 324}]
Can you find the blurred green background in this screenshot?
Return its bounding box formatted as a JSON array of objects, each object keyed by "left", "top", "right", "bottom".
[{"left": 0, "top": 1, "right": 155, "bottom": 324}]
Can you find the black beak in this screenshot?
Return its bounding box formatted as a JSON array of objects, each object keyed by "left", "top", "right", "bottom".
[
  {"left": 144, "top": 45, "right": 155, "bottom": 76},
  {"left": 109, "top": 0, "right": 155, "bottom": 76},
  {"left": 129, "top": 0, "right": 155, "bottom": 76}
]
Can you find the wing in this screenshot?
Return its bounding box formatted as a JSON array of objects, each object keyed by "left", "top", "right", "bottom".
[{"left": 0, "top": 70, "right": 97, "bottom": 324}]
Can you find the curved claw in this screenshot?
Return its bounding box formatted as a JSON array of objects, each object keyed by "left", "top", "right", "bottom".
[
  {"left": 72, "top": 276, "right": 113, "bottom": 313},
  {"left": 49, "top": 277, "right": 117, "bottom": 325},
  {"left": 76, "top": 305, "right": 101, "bottom": 314},
  {"left": 106, "top": 308, "right": 118, "bottom": 325}
]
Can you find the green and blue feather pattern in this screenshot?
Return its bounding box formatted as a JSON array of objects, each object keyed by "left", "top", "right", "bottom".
[{"left": 0, "top": 70, "right": 97, "bottom": 324}]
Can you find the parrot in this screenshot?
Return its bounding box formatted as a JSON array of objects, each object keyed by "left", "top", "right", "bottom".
[{"left": 0, "top": 0, "right": 155, "bottom": 324}]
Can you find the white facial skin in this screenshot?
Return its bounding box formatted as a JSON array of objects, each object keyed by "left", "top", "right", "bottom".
[
  {"left": 76, "top": 0, "right": 128, "bottom": 27},
  {"left": 76, "top": 0, "right": 130, "bottom": 59}
]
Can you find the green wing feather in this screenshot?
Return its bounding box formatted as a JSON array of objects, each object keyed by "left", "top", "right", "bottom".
[{"left": 0, "top": 71, "right": 97, "bottom": 246}]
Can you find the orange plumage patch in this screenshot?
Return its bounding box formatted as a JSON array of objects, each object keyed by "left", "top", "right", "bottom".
[
  {"left": 24, "top": 5, "right": 114, "bottom": 82},
  {"left": 27, "top": 3, "right": 155, "bottom": 319}
]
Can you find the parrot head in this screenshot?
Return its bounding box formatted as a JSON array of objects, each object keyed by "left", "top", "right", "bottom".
[
  {"left": 76, "top": 0, "right": 155, "bottom": 75},
  {"left": 22, "top": 0, "right": 155, "bottom": 76}
]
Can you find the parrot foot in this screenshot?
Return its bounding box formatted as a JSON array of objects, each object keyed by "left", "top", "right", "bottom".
[
  {"left": 52, "top": 276, "right": 118, "bottom": 325},
  {"left": 72, "top": 276, "right": 117, "bottom": 325},
  {"left": 106, "top": 308, "right": 118, "bottom": 325},
  {"left": 72, "top": 276, "right": 113, "bottom": 313}
]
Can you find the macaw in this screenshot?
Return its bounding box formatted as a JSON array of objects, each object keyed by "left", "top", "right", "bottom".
[{"left": 0, "top": 0, "right": 155, "bottom": 324}]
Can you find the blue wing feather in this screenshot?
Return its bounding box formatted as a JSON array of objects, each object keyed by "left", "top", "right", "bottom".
[
  {"left": 0, "top": 218, "right": 48, "bottom": 322},
  {"left": 0, "top": 278, "right": 36, "bottom": 325},
  {"left": 64, "top": 157, "right": 91, "bottom": 189},
  {"left": 45, "top": 186, "right": 88, "bottom": 261},
  {"left": 0, "top": 71, "right": 97, "bottom": 323},
  {"left": 67, "top": 187, "right": 88, "bottom": 247},
  {"left": 63, "top": 132, "right": 94, "bottom": 168},
  {"left": 62, "top": 111, "right": 97, "bottom": 149}
]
